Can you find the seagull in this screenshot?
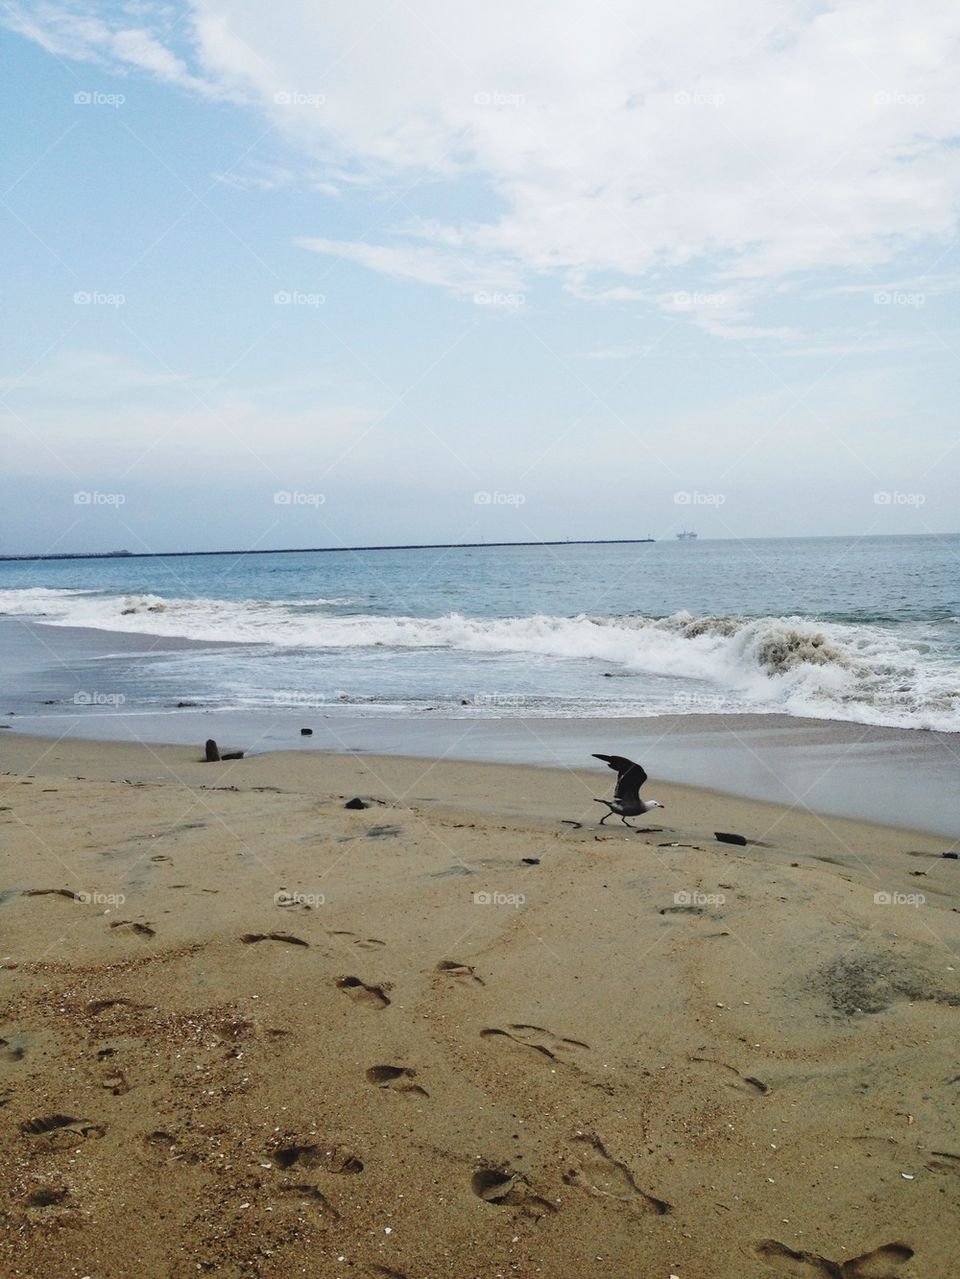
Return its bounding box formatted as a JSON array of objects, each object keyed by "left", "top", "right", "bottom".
[{"left": 592, "top": 754, "right": 663, "bottom": 827}]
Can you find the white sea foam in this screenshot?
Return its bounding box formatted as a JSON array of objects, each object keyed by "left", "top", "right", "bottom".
[{"left": 1, "top": 588, "right": 957, "bottom": 731}]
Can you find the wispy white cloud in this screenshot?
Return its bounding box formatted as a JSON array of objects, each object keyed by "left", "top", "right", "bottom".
[
  {"left": 211, "top": 162, "right": 343, "bottom": 195},
  {"left": 7, "top": 0, "right": 960, "bottom": 338},
  {"left": 4, "top": 2, "right": 223, "bottom": 97},
  {"left": 295, "top": 235, "right": 525, "bottom": 297}
]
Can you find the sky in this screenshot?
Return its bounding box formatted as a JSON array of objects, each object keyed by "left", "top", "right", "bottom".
[{"left": 1, "top": 0, "right": 959, "bottom": 555}]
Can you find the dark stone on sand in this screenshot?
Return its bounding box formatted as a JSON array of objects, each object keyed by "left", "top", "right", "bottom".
[
  {"left": 176, "top": 700, "right": 199, "bottom": 708},
  {"left": 221, "top": 750, "right": 244, "bottom": 760},
  {"left": 344, "top": 797, "right": 369, "bottom": 810},
  {"left": 204, "top": 739, "right": 221, "bottom": 762},
  {"left": 715, "top": 831, "right": 748, "bottom": 846},
  {"left": 300, "top": 728, "right": 313, "bottom": 736},
  {"left": 943, "top": 851, "right": 958, "bottom": 859},
  {"left": 522, "top": 858, "right": 540, "bottom": 865}
]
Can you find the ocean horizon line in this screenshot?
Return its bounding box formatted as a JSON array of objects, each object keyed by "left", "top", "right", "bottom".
[{"left": 1, "top": 530, "right": 956, "bottom": 563}]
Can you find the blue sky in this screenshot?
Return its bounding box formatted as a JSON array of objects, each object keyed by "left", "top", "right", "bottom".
[{"left": 1, "top": 1, "right": 958, "bottom": 554}]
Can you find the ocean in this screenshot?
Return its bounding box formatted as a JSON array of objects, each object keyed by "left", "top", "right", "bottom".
[{"left": 1, "top": 535, "right": 958, "bottom": 733}]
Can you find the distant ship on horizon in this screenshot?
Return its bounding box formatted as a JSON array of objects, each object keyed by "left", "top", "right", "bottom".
[{"left": 676, "top": 529, "right": 698, "bottom": 540}]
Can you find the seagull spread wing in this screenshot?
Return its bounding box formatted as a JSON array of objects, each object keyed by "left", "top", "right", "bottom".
[{"left": 592, "top": 754, "right": 648, "bottom": 803}]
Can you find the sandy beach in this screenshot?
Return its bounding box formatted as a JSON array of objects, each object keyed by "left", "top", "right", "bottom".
[
  {"left": 1, "top": 733, "right": 957, "bottom": 1278},
  {"left": 6, "top": 0, "right": 960, "bottom": 1273}
]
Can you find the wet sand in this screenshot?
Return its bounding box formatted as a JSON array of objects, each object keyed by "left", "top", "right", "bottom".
[
  {"left": 4, "top": 615, "right": 960, "bottom": 836},
  {"left": 1, "top": 734, "right": 958, "bottom": 1278}
]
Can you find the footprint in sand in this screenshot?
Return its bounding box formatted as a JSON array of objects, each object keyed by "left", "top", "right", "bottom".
[
  {"left": 842, "top": 1246, "right": 915, "bottom": 1279},
  {"left": 101, "top": 1068, "right": 129, "bottom": 1095},
  {"left": 480, "top": 1023, "right": 589, "bottom": 1064},
  {"left": 20, "top": 1114, "right": 80, "bottom": 1135},
  {"left": 142, "top": 1130, "right": 176, "bottom": 1155},
  {"left": 86, "top": 998, "right": 143, "bottom": 1017},
  {"left": 337, "top": 976, "right": 391, "bottom": 1008},
  {"left": 471, "top": 1166, "right": 556, "bottom": 1218},
  {"left": 272, "top": 1140, "right": 363, "bottom": 1174},
  {"left": 328, "top": 930, "right": 386, "bottom": 950},
  {"left": 436, "top": 959, "right": 484, "bottom": 984},
  {"left": 691, "top": 1056, "right": 770, "bottom": 1096},
  {"left": 277, "top": 1183, "right": 341, "bottom": 1219},
  {"left": 0, "top": 1037, "right": 26, "bottom": 1062},
  {"left": 926, "top": 1149, "right": 960, "bottom": 1176},
  {"left": 756, "top": 1240, "right": 913, "bottom": 1278},
  {"left": 329, "top": 931, "right": 386, "bottom": 950},
  {"left": 365, "top": 1065, "right": 429, "bottom": 1098},
  {"left": 140, "top": 1130, "right": 200, "bottom": 1163},
  {"left": 20, "top": 1114, "right": 105, "bottom": 1142},
  {"left": 241, "top": 932, "right": 309, "bottom": 947},
  {"left": 109, "top": 920, "right": 156, "bottom": 938},
  {"left": 563, "top": 1133, "right": 671, "bottom": 1214},
  {"left": 25, "top": 1186, "right": 69, "bottom": 1209}
]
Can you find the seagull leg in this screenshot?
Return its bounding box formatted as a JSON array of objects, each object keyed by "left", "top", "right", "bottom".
[
  {"left": 598, "top": 810, "right": 612, "bottom": 825},
  {"left": 620, "top": 815, "right": 638, "bottom": 829}
]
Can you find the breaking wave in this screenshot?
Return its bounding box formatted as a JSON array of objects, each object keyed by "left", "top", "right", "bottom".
[{"left": 1, "top": 587, "right": 957, "bottom": 731}]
